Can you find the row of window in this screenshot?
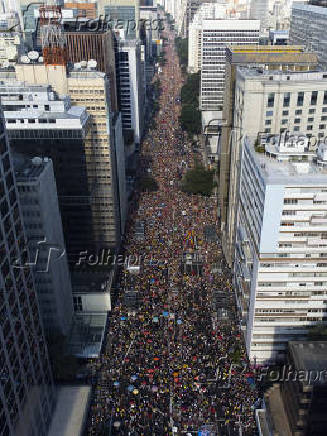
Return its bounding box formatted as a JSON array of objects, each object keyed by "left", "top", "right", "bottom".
[
  {"left": 267, "top": 91, "right": 327, "bottom": 108},
  {"left": 7, "top": 119, "right": 56, "bottom": 124}
]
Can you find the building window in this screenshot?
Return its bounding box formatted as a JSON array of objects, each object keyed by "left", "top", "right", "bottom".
[
  {"left": 297, "top": 91, "right": 304, "bottom": 106},
  {"left": 73, "top": 296, "right": 83, "bottom": 312},
  {"left": 324, "top": 91, "right": 327, "bottom": 105},
  {"left": 265, "top": 119, "right": 271, "bottom": 125},
  {"left": 264, "top": 128, "right": 271, "bottom": 133},
  {"left": 308, "top": 117, "right": 314, "bottom": 122},
  {"left": 284, "top": 198, "right": 298, "bottom": 204},
  {"left": 309, "top": 108, "right": 316, "bottom": 114},
  {"left": 281, "top": 119, "right": 288, "bottom": 125},
  {"left": 282, "top": 110, "right": 289, "bottom": 116},
  {"left": 307, "top": 125, "right": 313, "bottom": 131},
  {"left": 311, "top": 91, "right": 318, "bottom": 105},
  {"left": 294, "top": 118, "right": 301, "bottom": 124},
  {"left": 321, "top": 116, "right": 327, "bottom": 121},
  {"left": 267, "top": 93, "right": 275, "bottom": 107},
  {"left": 320, "top": 124, "right": 326, "bottom": 130},
  {"left": 295, "top": 109, "right": 302, "bottom": 115},
  {"left": 266, "top": 110, "right": 273, "bottom": 117},
  {"left": 283, "top": 92, "right": 290, "bottom": 107}
]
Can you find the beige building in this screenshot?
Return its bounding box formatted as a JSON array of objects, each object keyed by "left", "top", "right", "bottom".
[
  {"left": 16, "top": 62, "right": 127, "bottom": 253},
  {"left": 219, "top": 45, "right": 319, "bottom": 266}
]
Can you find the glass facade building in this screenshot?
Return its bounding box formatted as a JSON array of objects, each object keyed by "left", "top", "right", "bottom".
[{"left": 0, "top": 112, "right": 55, "bottom": 436}]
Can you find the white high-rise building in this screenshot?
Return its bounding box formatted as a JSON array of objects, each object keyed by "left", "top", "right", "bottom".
[
  {"left": 188, "top": 2, "right": 228, "bottom": 73},
  {"left": 200, "top": 18, "right": 260, "bottom": 112},
  {"left": 250, "top": 0, "right": 269, "bottom": 33},
  {"left": 290, "top": 2, "right": 327, "bottom": 70},
  {"left": 235, "top": 134, "right": 327, "bottom": 364},
  {"left": 227, "top": 68, "right": 327, "bottom": 268}
]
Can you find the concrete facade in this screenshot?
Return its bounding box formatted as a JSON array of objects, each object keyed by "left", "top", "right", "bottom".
[
  {"left": 235, "top": 135, "right": 327, "bottom": 363},
  {"left": 219, "top": 47, "right": 319, "bottom": 266}
]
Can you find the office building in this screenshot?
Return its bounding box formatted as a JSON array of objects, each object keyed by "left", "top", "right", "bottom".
[
  {"left": 188, "top": 2, "right": 227, "bottom": 74},
  {"left": 0, "top": 30, "right": 22, "bottom": 67},
  {"left": 15, "top": 62, "right": 127, "bottom": 254},
  {"left": 256, "top": 341, "right": 327, "bottom": 435},
  {"left": 0, "top": 110, "right": 55, "bottom": 435},
  {"left": 14, "top": 155, "right": 74, "bottom": 336},
  {"left": 290, "top": 2, "right": 327, "bottom": 69},
  {"left": 100, "top": 0, "right": 140, "bottom": 39},
  {"left": 269, "top": 29, "right": 289, "bottom": 45},
  {"left": 68, "top": 271, "right": 113, "bottom": 358},
  {"left": 249, "top": 0, "right": 269, "bottom": 34},
  {"left": 0, "top": 82, "right": 94, "bottom": 258},
  {"left": 200, "top": 18, "right": 260, "bottom": 112},
  {"left": 64, "top": 29, "right": 119, "bottom": 112},
  {"left": 219, "top": 46, "right": 319, "bottom": 265},
  {"left": 62, "top": 0, "right": 97, "bottom": 19},
  {"left": 115, "top": 37, "right": 145, "bottom": 147},
  {"left": 235, "top": 134, "right": 327, "bottom": 363},
  {"left": 140, "top": 4, "right": 161, "bottom": 59}
]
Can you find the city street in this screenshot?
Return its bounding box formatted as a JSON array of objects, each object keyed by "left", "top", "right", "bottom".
[{"left": 86, "top": 21, "right": 259, "bottom": 436}]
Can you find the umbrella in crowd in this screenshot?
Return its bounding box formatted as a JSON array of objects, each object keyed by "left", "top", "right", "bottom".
[{"left": 85, "top": 17, "right": 259, "bottom": 436}]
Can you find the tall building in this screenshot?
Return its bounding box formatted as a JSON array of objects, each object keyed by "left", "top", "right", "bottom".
[
  {"left": 0, "top": 111, "right": 55, "bottom": 435},
  {"left": 14, "top": 155, "right": 74, "bottom": 337},
  {"left": 290, "top": 2, "right": 327, "bottom": 69},
  {"left": 0, "top": 81, "right": 97, "bottom": 259},
  {"left": 249, "top": 0, "right": 269, "bottom": 34},
  {"left": 115, "top": 37, "right": 145, "bottom": 147},
  {"left": 225, "top": 68, "right": 327, "bottom": 267},
  {"left": 257, "top": 341, "right": 327, "bottom": 435},
  {"left": 100, "top": 0, "right": 140, "bottom": 39},
  {"left": 235, "top": 134, "right": 327, "bottom": 363},
  {"left": 219, "top": 46, "right": 319, "bottom": 265},
  {"left": 200, "top": 18, "right": 260, "bottom": 112},
  {"left": 64, "top": 29, "right": 119, "bottom": 112},
  {"left": 188, "top": 2, "right": 227, "bottom": 73},
  {"left": 15, "top": 62, "right": 127, "bottom": 256}
]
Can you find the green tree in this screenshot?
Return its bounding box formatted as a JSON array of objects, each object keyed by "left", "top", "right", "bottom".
[
  {"left": 179, "top": 104, "right": 201, "bottom": 135},
  {"left": 181, "top": 72, "right": 200, "bottom": 106},
  {"left": 140, "top": 176, "right": 158, "bottom": 192},
  {"left": 175, "top": 37, "right": 188, "bottom": 67},
  {"left": 181, "top": 165, "right": 215, "bottom": 196}
]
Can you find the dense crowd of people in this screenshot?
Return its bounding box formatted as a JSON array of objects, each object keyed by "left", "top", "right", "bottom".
[{"left": 85, "top": 22, "right": 259, "bottom": 436}]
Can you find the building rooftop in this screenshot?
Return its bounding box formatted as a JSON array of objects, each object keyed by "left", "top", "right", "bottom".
[
  {"left": 14, "top": 155, "right": 51, "bottom": 182},
  {"left": 238, "top": 67, "right": 325, "bottom": 81},
  {"left": 244, "top": 135, "right": 327, "bottom": 185},
  {"left": 289, "top": 341, "right": 327, "bottom": 374},
  {"left": 71, "top": 271, "right": 114, "bottom": 294},
  {"left": 228, "top": 44, "right": 306, "bottom": 53}
]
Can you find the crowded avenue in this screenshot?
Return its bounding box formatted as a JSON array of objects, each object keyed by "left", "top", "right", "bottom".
[{"left": 86, "top": 19, "right": 259, "bottom": 436}]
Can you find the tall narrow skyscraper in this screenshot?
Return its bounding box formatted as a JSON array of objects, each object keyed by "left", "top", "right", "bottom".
[{"left": 0, "top": 111, "right": 55, "bottom": 435}]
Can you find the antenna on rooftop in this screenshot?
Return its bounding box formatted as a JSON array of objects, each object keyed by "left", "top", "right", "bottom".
[{"left": 39, "top": 0, "right": 66, "bottom": 66}]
